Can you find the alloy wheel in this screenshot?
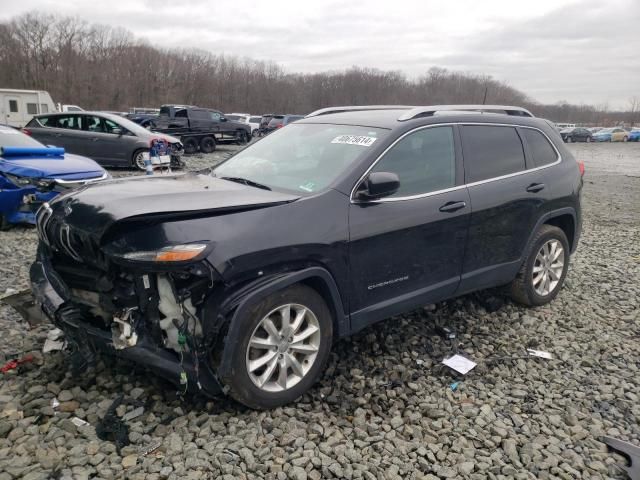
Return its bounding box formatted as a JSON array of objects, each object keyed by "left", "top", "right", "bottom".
[
  {"left": 532, "top": 239, "right": 565, "bottom": 296},
  {"left": 245, "top": 303, "right": 321, "bottom": 392}
]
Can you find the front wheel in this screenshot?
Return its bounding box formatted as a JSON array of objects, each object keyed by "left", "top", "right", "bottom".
[
  {"left": 220, "top": 285, "right": 333, "bottom": 409},
  {"left": 566, "top": 136, "right": 572, "bottom": 143},
  {"left": 182, "top": 137, "right": 199, "bottom": 154},
  {"left": 510, "top": 225, "right": 570, "bottom": 307},
  {"left": 623, "top": 136, "right": 629, "bottom": 142},
  {"left": 132, "top": 149, "right": 149, "bottom": 171},
  {"left": 200, "top": 136, "right": 216, "bottom": 153},
  {"left": 586, "top": 136, "right": 591, "bottom": 143}
]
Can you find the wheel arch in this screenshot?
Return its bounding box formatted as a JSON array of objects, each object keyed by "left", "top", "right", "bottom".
[
  {"left": 525, "top": 208, "right": 579, "bottom": 257},
  {"left": 215, "top": 267, "right": 348, "bottom": 379}
]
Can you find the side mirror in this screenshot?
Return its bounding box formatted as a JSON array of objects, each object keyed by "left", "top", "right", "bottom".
[
  {"left": 112, "top": 128, "right": 123, "bottom": 135},
  {"left": 357, "top": 171, "right": 400, "bottom": 200},
  {"left": 220, "top": 117, "right": 227, "bottom": 122}
]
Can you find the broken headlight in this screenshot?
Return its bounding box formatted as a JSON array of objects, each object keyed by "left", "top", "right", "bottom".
[
  {"left": 4, "top": 173, "right": 55, "bottom": 191},
  {"left": 114, "top": 243, "right": 208, "bottom": 263}
]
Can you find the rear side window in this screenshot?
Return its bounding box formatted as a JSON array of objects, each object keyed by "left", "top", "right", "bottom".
[
  {"left": 26, "top": 103, "right": 38, "bottom": 115},
  {"left": 371, "top": 126, "right": 456, "bottom": 197},
  {"left": 462, "top": 126, "right": 525, "bottom": 183},
  {"left": 9, "top": 100, "right": 18, "bottom": 113},
  {"left": 37, "top": 115, "right": 82, "bottom": 129},
  {"left": 521, "top": 128, "right": 558, "bottom": 167}
]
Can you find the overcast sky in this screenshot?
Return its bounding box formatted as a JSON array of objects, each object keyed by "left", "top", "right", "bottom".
[{"left": 2, "top": 0, "right": 639, "bottom": 108}]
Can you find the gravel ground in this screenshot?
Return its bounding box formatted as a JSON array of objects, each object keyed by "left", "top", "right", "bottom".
[{"left": 0, "top": 142, "right": 638, "bottom": 480}]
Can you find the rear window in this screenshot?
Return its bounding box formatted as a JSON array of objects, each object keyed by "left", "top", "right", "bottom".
[
  {"left": 521, "top": 128, "right": 558, "bottom": 167},
  {"left": 462, "top": 125, "right": 526, "bottom": 183},
  {"left": 250, "top": 116, "right": 261, "bottom": 123}
]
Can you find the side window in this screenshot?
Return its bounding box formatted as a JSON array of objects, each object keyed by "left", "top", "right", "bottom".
[
  {"left": 521, "top": 128, "right": 558, "bottom": 167},
  {"left": 461, "top": 126, "right": 525, "bottom": 183},
  {"left": 27, "top": 103, "right": 38, "bottom": 115},
  {"left": 40, "top": 104, "right": 49, "bottom": 113},
  {"left": 175, "top": 109, "right": 188, "bottom": 118},
  {"left": 52, "top": 115, "right": 82, "bottom": 130},
  {"left": 371, "top": 126, "right": 456, "bottom": 197},
  {"left": 103, "top": 118, "right": 122, "bottom": 134},
  {"left": 84, "top": 116, "right": 104, "bottom": 132},
  {"left": 210, "top": 111, "right": 221, "bottom": 122},
  {"left": 9, "top": 100, "right": 18, "bottom": 113}
]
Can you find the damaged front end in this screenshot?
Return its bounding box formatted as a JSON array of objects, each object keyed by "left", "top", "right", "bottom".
[{"left": 29, "top": 204, "right": 225, "bottom": 396}]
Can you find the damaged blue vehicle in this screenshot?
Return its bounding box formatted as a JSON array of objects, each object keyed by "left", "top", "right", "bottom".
[{"left": 0, "top": 125, "right": 108, "bottom": 229}]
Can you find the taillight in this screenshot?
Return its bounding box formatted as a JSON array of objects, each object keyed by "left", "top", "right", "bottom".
[
  {"left": 22, "top": 128, "right": 31, "bottom": 136},
  {"left": 578, "top": 160, "right": 585, "bottom": 176},
  {"left": 277, "top": 124, "right": 283, "bottom": 128}
]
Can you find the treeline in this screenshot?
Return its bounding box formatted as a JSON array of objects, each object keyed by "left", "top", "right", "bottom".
[{"left": 0, "top": 12, "right": 637, "bottom": 125}]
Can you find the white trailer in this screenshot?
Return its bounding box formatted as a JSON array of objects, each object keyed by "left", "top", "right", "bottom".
[{"left": 0, "top": 88, "right": 56, "bottom": 127}]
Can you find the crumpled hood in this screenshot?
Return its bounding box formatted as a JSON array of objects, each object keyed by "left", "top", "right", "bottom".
[
  {"left": 0, "top": 152, "right": 105, "bottom": 179},
  {"left": 51, "top": 172, "right": 299, "bottom": 238}
]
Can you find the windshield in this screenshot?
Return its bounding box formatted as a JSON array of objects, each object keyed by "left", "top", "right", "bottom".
[
  {"left": 0, "top": 127, "right": 43, "bottom": 148},
  {"left": 597, "top": 128, "right": 614, "bottom": 133},
  {"left": 213, "top": 123, "right": 388, "bottom": 194}
]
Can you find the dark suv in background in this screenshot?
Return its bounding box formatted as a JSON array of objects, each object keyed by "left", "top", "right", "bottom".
[
  {"left": 560, "top": 127, "right": 593, "bottom": 143},
  {"left": 30, "top": 105, "right": 583, "bottom": 409}
]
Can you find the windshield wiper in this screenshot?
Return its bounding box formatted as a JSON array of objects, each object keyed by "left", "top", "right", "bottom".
[{"left": 220, "top": 176, "right": 272, "bottom": 191}]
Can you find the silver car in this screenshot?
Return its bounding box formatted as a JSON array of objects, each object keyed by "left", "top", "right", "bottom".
[{"left": 24, "top": 112, "right": 183, "bottom": 170}]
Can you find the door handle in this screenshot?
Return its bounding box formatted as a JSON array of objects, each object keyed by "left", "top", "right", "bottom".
[
  {"left": 526, "top": 183, "right": 545, "bottom": 193},
  {"left": 439, "top": 201, "right": 467, "bottom": 212}
]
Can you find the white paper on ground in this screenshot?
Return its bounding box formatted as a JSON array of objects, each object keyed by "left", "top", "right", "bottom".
[
  {"left": 43, "top": 338, "right": 66, "bottom": 353},
  {"left": 527, "top": 349, "right": 552, "bottom": 359},
  {"left": 442, "top": 354, "right": 477, "bottom": 375},
  {"left": 71, "top": 417, "right": 90, "bottom": 427}
]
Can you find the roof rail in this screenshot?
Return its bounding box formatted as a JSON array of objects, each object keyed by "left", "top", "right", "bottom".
[
  {"left": 397, "top": 105, "right": 534, "bottom": 121},
  {"left": 305, "top": 105, "right": 412, "bottom": 118}
]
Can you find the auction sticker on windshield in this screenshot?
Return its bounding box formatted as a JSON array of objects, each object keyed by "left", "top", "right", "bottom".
[{"left": 331, "top": 135, "right": 377, "bottom": 147}]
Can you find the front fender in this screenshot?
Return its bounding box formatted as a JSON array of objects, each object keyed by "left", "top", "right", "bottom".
[{"left": 215, "top": 266, "right": 348, "bottom": 380}]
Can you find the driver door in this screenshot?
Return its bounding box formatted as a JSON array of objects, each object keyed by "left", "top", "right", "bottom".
[{"left": 348, "top": 126, "right": 470, "bottom": 331}]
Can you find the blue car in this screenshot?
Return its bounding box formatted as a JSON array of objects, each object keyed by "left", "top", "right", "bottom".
[
  {"left": 629, "top": 129, "right": 640, "bottom": 142},
  {"left": 0, "top": 125, "right": 107, "bottom": 229}
]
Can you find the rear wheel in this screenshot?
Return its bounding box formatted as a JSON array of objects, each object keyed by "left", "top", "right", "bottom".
[
  {"left": 0, "top": 214, "right": 12, "bottom": 231},
  {"left": 236, "top": 130, "right": 248, "bottom": 145},
  {"left": 220, "top": 285, "right": 333, "bottom": 409},
  {"left": 200, "top": 136, "right": 216, "bottom": 153},
  {"left": 510, "top": 225, "right": 570, "bottom": 307},
  {"left": 182, "top": 137, "right": 199, "bottom": 154},
  {"left": 566, "top": 136, "right": 572, "bottom": 143},
  {"left": 132, "top": 149, "right": 149, "bottom": 171},
  {"left": 586, "top": 136, "right": 591, "bottom": 143},
  {"left": 623, "top": 136, "right": 629, "bottom": 142}
]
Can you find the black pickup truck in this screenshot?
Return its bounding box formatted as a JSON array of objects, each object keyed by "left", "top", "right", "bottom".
[{"left": 155, "top": 105, "right": 252, "bottom": 154}]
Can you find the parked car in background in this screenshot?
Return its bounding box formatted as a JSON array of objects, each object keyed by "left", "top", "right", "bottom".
[
  {"left": 628, "top": 128, "right": 640, "bottom": 141},
  {"left": 555, "top": 123, "right": 576, "bottom": 130},
  {"left": 257, "top": 114, "right": 275, "bottom": 136},
  {"left": 560, "top": 127, "right": 592, "bottom": 143},
  {"left": 127, "top": 112, "right": 159, "bottom": 129},
  {"left": 0, "top": 124, "right": 107, "bottom": 228},
  {"left": 593, "top": 127, "right": 629, "bottom": 142},
  {"left": 588, "top": 127, "right": 604, "bottom": 134},
  {"left": 56, "top": 104, "right": 84, "bottom": 112},
  {"left": 24, "top": 112, "right": 184, "bottom": 170},
  {"left": 30, "top": 104, "right": 583, "bottom": 409},
  {"left": 225, "top": 114, "right": 261, "bottom": 137},
  {"left": 155, "top": 105, "right": 251, "bottom": 153},
  {"left": 0, "top": 89, "right": 56, "bottom": 128},
  {"left": 264, "top": 115, "right": 304, "bottom": 134}
]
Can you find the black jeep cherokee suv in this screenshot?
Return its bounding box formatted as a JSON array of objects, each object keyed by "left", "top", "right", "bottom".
[{"left": 30, "top": 105, "right": 583, "bottom": 409}]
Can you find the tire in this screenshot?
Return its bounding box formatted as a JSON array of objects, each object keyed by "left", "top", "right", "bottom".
[
  {"left": 200, "top": 136, "right": 216, "bottom": 154},
  {"left": 220, "top": 284, "right": 333, "bottom": 409},
  {"left": 566, "top": 136, "right": 572, "bottom": 143},
  {"left": 132, "top": 149, "right": 149, "bottom": 171},
  {"left": 0, "top": 214, "right": 13, "bottom": 231},
  {"left": 510, "top": 225, "right": 570, "bottom": 307},
  {"left": 623, "top": 136, "right": 628, "bottom": 142},
  {"left": 182, "top": 137, "right": 199, "bottom": 154},
  {"left": 236, "top": 130, "right": 248, "bottom": 145},
  {"left": 586, "top": 136, "right": 591, "bottom": 143}
]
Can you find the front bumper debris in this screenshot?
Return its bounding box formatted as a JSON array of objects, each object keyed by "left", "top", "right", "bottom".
[{"left": 28, "top": 253, "right": 222, "bottom": 396}]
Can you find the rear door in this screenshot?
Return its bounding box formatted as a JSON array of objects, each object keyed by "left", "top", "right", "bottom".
[
  {"left": 348, "top": 125, "right": 470, "bottom": 330},
  {"left": 82, "top": 115, "right": 129, "bottom": 165},
  {"left": 458, "top": 124, "right": 556, "bottom": 293},
  {"left": 3, "top": 96, "right": 22, "bottom": 127}
]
